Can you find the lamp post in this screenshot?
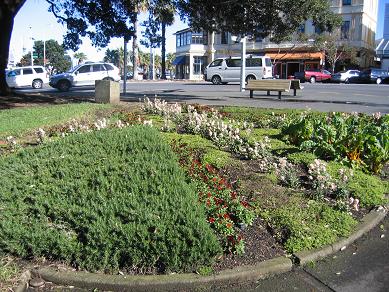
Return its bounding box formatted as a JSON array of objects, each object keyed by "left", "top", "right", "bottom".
[
  {"left": 29, "top": 26, "right": 33, "bottom": 66},
  {"left": 240, "top": 36, "right": 246, "bottom": 92}
]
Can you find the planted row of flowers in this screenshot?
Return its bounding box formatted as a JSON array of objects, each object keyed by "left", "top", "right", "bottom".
[{"left": 171, "top": 141, "right": 255, "bottom": 254}]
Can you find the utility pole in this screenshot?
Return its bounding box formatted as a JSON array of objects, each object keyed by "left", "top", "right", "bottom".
[
  {"left": 123, "top": 37, "right": 128, "bottom": 94},
  {"left": 240, "top": 36, "right": 246, "bottom": 92},
  {"left": 29, "top": 26, "right": 33, "bottom": 66}
]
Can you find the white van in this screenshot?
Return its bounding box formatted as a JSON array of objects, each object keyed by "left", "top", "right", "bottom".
[
  {"left": 204, "top": 56, "right": 273, "bottom": 85},
  {"left": 6, "top": 66, "right": 49, "bottom": 89}
]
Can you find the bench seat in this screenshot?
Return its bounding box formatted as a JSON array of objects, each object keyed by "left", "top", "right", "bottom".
[{"left": 246, "top": 79, "right": 303, "bottom": 99}]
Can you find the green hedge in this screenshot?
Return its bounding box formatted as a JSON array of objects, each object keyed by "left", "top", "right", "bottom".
[{"left": 0, "top": 126, "right": 221, "bottom": 272}]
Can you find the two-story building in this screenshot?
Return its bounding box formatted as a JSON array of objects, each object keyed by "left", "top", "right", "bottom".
[{"left": 173, "top": 0, "right": 378, "bottom": 80}]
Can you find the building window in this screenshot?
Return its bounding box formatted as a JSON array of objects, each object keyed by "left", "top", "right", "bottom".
[
  {"left": 186, "top": 32, "right": 191, "bottom": 45},
  {"left": 314, "top": 25, "right": 322, "bottom": 34},
  {"left": 193, "top": 56, "right": 205, "bottom": 74},
  {"left": 203, "top": 31, "right": 208, "bottom": 45},
  {"left": 221, "top": 31, "right": 228, "bottom": 44},
  {"left": 341, "top": 21, "right": 350, "bottom": 39},
  {"left": 192, "top": 31, "right": 204, "bottom": 44},
  {"left": 342, "top": 0, "right": 351, "bottom": 5}
]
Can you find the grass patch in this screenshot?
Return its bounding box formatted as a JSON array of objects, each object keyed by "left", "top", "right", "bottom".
[
  {"left": 0, "top": 126, "right": 221, "bottom": 272},
  {"left": 0, "top": 103, "right": 111, "bottom": 138},
  {"left": 0, "top": 257, "right": 19, "bottom": 283},
  {"left": 259, "top": 196, "right": 357, "bottom": 253},
  {"left": 287, "top": 152, "right": 317, "bottom": 165}
]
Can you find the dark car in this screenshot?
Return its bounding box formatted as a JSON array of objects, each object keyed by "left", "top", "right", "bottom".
[{"left": 348, "top": 68, "right": 389, "bottom": 84}]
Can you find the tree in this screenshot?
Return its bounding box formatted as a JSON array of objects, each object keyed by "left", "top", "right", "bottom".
[
  {"left": 0, "top": 0, "right": 27, "bottom": 95},
  {"left": 166, "top": 52, "right": 175, "bottom": 73},
  {"left": 104, "top": 47, "right": 128, "bottom": 74},
  {"left": 17, "top": 39, "right": 72, "bottom": 74},
  {"left": 314, "top": 30, "right": 357, "bottom": 73},
  {"left": 178, "top": 0, "right": 340, "bottom": 43}
]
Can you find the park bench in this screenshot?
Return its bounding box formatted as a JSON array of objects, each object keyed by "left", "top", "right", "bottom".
[{"left": 246, "top": 79, "right": 304, "bottom": 99}]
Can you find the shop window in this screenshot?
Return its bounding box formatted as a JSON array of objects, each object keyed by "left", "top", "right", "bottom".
[
  {"left": 193, "top": 56, "right": 205, "bottom": 74},
  {"left": 343, "top": 0, "right": 351, "bottom": 5}
]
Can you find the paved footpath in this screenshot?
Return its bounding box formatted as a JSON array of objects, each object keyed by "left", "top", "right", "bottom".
[{"left": 218, "top": 215, "right": 388, "bottom": 292}]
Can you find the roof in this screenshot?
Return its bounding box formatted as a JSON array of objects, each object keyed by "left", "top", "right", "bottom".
[
  {"left": 174, "top": 28, "right": 192, "bottom": 35},
  {"left": 265, "top": 52, "right": 324, "bottom": 61}
]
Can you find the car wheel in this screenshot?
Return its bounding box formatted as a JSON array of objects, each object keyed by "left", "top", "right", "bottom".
[
  {"left": 211, "top": 75, "right": 222, "bottom": 85},
  {"left": 310, "top": 76, "right": 316, "bottom": 83},
  {"left": 32, "top": 79, "right": 43, "bottom": 89},
  {"left": 245, "top": 75, "right": 256, "bottom": 83},
  {"left": 344, "top": 78, "right": 349, "bottom": 84},
  {"left": 376, "top": 78, "right": 382, "bottom": 85},
  {"left": 58, "top": 80, "right": 71, "bottom": 92},
  {"left": 103, "top": 77, "right": 114, "bottom": 81}
]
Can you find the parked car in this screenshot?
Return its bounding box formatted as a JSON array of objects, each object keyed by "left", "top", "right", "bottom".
[
  {"left": 121, "top": 72, "right": 134, "bottom": 80},
  {"left": 49, "top": 62, "right": 120, "bottom": 91},
  {"left": 6, "top": 66, "right": 49, "bottom": 89},
  {"left": 204, "top": 56, "right": 273, "bottom": 85},
  {"left": 331, "top": 70, "right": 360, "bottom": 83},
  {"left": 294, "top": 69, "right": 332, "bottom": 83},
  {"left": 348, "top": 68, "right": 389, "bottom": 84}
]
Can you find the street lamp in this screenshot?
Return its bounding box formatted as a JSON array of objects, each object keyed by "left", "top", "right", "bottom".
[{"left": 29, "top": 26, "right": 33, "bottom": 66}]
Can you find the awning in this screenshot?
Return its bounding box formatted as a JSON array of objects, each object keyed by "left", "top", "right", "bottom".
[
  {"left": 265, "top": 52, "right": 324, "bottom": 61},
  {"left": 172, "top": 56, "right": 186, "bottom": 65}
]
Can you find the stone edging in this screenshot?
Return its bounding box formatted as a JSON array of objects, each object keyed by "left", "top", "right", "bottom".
[{"left": 30, "top": 207, "right": 387, "bottom": 291}]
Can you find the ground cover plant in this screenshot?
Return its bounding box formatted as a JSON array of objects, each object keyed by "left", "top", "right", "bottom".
[{"left": 0, "top": 101, "right": 387, "bottom": 281}]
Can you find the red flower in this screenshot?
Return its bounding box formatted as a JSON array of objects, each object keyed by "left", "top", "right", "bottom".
[
  {"left": 240, "top": 201, "right": 249, "bottom": 208},
  {"left": 206, "top": 199, "right": 211, "bottom": 206},
  {"left": 208, "top": 217, "right": 215, "bottom": 223},
  {"left": 212, "top": 177, "right": 218, "bottom": 183},
  {"left": 207, "top": 192, "right": 212, "bottom": 198},
  {"left": 223, "top": 213, "right": 230, "bottom": 219},
  {"left": 231, "top": 192, "right": 237, "bottom": 199}
]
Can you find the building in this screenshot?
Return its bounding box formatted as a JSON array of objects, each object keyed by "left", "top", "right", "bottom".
[
  {"left": 376, "top": 3, "right": 389, "bottom": 70},
  {"left": 174, "top": 0, "right": 378, "bottom": 80}
]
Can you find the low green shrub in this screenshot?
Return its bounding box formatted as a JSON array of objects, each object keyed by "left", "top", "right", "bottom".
[
  {"left": 259, "top": 198, "right": 356, "bottom": 253},
  {"left": 0, "top": 126, "right": 221, "bottom": 272},
  {"left": 287, "top": 152, "right": 317, "bottom": 166}
]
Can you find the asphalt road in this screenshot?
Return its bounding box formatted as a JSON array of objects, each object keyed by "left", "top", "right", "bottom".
[{"left": 15, "top": 81, "right": 389, "bottom": 114}]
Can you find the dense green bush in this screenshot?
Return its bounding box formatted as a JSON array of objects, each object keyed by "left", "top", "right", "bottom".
[{"left": 0, "top": 126, "right": 221, "bottom": 272}]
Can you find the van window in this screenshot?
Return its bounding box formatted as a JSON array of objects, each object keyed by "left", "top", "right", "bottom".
[
  {"left": 104, "top": 64, "right": 114, "bottom": 70},
  {"left": 92, "top": 64, "right": 105, "bottom": 72},
  {"left": 247, "top": 58, "right": 262, "bottom": 67},
  {"left": 23, "top": 68, "right": 33, "bottom": 75},
  {"left": 226, "top": 59, "right": 241, "bottom": 67},
  {"left": 34, "top": 67, "right": 44, "bottom": 73},
  {"left": 209, "top": 59, "right": 223, "bottom": 67},
  {"left": 265, "top": 58, "right": 272, "bottom": 67}
]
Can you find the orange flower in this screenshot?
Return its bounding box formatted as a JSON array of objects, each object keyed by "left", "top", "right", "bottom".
[{"left": 226, "top": 223, "right": 233, "bottom": 229}]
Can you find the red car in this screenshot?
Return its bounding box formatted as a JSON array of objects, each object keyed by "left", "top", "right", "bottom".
[{"left": 294, "top": 69, "right": 332, "bottom": 83}]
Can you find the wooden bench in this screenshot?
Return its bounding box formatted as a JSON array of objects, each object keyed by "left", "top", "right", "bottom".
[{"left": 246, "top": 79, "right": 304, "bottom": 99}]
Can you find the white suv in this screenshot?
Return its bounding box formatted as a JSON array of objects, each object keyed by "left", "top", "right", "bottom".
[
  {"left": 49, "top": 62, "right": 121, "bottom": 91},
  {"left": 6, "top": 66, "right": 49, "bottom": 89}
]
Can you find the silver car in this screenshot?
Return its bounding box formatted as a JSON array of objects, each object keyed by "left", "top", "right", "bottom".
[
  {"left": 331, "top": 70, "right": 360, "bottom": 83},
  {"left": 49, "top": 62, "right": 120, "bottom": 91}
]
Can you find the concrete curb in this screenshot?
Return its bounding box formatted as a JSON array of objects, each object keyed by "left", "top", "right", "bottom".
[
  {"left": 294, "top": 207, "right": 387, "bottom": 266},
  {"left": 32, "top": 256, "right": 292, "bottom": 291}
]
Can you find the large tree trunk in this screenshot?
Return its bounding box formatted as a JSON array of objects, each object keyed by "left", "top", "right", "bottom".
[
  {"left": 0, "top": 1, "right": 26, "bottom": 96},
  {"left": 161, "top": 22, "right": 166, "bottom": 80}
]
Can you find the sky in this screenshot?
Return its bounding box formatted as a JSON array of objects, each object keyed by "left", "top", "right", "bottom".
[
  {"left": 9, "top": 0, "right": 187, "bottom": 64},
  {"left": 9, "top": 0, "right": 389, "bottom": 64}
]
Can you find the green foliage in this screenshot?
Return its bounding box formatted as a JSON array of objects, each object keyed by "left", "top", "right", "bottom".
[
  {"left": 287, "top": 151, "right": 317, "bottom": 165},
  {"left": 0, "top": 126, "right": 221, "bottom": 272},
  {"left": 196, "top": 266, "right": 213, "bottom": 276},
  {"left": 282, "top": 112, "right": 389, "bottom": 174},
  {"left": 162, "top": 132, "right": 232, "bottom": 168},
  {"left": 327, "top": 162, "right": 387, "bottom": 207},
  {"left": 0, "top": 103, "right": 111, "bottom": 138},
  {"left": 260, "top": 198, "right": 356, "bottom": 253}
]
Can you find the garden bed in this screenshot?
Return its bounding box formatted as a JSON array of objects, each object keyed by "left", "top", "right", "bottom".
[{"left": 0, "top": 101, "right": 387, "bottom": 289}]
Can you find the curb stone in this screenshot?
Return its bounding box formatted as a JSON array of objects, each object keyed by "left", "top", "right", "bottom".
[
  {"left": 33, "top": 256, "right": 292, "bottom": 291},
  {"left": 294, "top": 207, "right": 387, "bottom": 266},
  {"left": 31, "top": 207, "right": 387, "bottom": 291}
]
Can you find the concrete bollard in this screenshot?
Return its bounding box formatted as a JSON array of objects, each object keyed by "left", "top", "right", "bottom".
[{"left": 95, "top": 80, "right": 120, "bottom": 104}]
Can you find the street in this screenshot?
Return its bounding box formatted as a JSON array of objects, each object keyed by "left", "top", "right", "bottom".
[{"left": 14, "top": 81, "right": 389, "bottom": 114}]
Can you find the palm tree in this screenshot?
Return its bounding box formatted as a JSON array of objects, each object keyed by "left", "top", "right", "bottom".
[
  {"left": 73, "top": 52, "right": 87, "bottom": 64},
  {"left": 132, "top": 0, "right": 149, "bottom": 80},
  {"left": 154, "top": 1, "right": 175, "bottom": 79}
]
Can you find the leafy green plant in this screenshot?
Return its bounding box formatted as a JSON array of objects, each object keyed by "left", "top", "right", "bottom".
[{"left": 0, "top": 126, "right": 221, "bottom": 272}]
